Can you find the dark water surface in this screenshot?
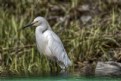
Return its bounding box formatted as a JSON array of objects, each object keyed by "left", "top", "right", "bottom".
[{"left": 1, "top": 74, "right": 121, "bottom": 81}]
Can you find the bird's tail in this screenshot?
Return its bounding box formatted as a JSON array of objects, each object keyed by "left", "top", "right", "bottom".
[
  {"left": 58, "top": 52, "right": 72, "bottom": 69},
  {"left": 65, "top": 56, "right": 72, "bottom": 67}
]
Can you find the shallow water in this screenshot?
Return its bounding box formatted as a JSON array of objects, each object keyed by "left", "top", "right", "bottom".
[{"left": 1, "top": 75, "right": 121, "bottom": 81}]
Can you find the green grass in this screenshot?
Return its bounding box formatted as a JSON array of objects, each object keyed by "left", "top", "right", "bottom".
[{"left": 0, "top": 0, "right": 121, "bottom": 75}]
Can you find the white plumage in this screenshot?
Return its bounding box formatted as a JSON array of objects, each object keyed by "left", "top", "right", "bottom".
[{"left": 23, "top": 16, "right": 71, "bottom": 69}]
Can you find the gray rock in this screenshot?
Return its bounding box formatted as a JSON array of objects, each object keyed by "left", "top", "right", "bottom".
[
  {"left": 95, "top": 61, "right": 121, "bottom": 76},
  {"left": 78, "top": 4, "right": 90, "bottom": 11},
  {"left": 81, "top": 15, "right": 92, "bottom": 24}
]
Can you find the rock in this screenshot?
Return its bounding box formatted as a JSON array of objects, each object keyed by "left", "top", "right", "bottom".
[
  {"left": 80, "top": 15, "right": 92, "bottom": 24},
  {"left": 95, "top": 61, "right": 121, "bottom": 76},
  {"left": 78, "top": 4, "right": 90, "bottom": 12}
]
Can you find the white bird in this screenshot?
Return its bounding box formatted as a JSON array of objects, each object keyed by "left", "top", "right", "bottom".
[{"left": 23, "top": 16, "right": 72, "bottom": 70}]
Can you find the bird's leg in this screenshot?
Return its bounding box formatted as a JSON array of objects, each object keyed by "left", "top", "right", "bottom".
[
  {"left": 55, "top": 62, "right": 58, "bottom": 71},
  {"left": 49, "top": 59, "right": 53, "bottom": 73},
  {"left": 49, "top": 61, "right": 58, "bottom": 73},
  {"left": 60, "top": 69, "right": 66, "bottom": 73},
  {"left": 53, "top": 62, "right": 59, "bottom": 73}
]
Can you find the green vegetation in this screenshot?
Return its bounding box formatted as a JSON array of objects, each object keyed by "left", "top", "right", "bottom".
[{"left": 0, "top": 0, "right": 121, "bottom": 75}]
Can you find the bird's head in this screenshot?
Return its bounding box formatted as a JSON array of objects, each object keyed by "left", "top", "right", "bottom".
[{"left": 22, "top": 16, "right": 47, "bottom": 29}]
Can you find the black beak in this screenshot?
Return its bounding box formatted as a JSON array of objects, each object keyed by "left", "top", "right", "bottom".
[{"left": 22, "top": 22, "right": 36, "bottom": 29}]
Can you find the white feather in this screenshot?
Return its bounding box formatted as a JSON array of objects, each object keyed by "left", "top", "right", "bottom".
[{"left": 34, "top": 16, "right": 71, "bottom": 69}]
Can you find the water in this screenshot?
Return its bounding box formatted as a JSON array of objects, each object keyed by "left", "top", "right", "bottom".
[{"left": 1, "top": 75, "right": 121, "bottom": 81}]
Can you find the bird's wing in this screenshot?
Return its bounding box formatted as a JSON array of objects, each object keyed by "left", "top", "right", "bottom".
[
  {"left": 46, "top": 30, "right": 66, "bottom": 59},
  {"left": 44, "top": 30, "right": 71, "bottom": 69}
]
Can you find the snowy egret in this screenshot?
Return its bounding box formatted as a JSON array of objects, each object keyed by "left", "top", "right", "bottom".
[{"left": 23, "top": 16, "right": 71, "bottom": 69}]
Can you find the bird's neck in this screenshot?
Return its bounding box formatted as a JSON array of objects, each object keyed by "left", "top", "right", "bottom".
[
  {"left": 36, "top": 24, "right": 51, "bottom": 34},
  {"left": 42, "top": 26, "right": 48, "bottom": 33}
]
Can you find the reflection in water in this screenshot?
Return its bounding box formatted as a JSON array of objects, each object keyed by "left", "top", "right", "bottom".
[
  {"left": 0, "top": 70, "right": 121, "bottom": 81},
  {"left": 1, "top": 75, "right": 121, "bottom": 81}
]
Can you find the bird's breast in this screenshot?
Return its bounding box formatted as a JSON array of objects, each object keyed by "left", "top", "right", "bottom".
[{"left": 35, "top": 28, "right": 47, "bottom": 54}]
